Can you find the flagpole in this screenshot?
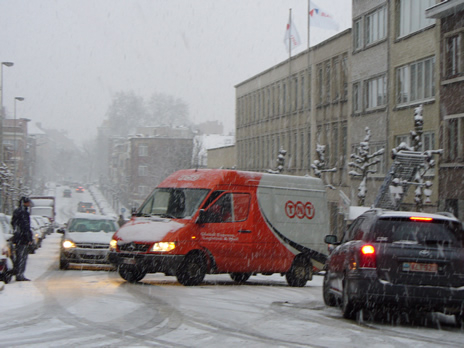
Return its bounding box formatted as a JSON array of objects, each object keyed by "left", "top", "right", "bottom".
[
  {"left": 285, "top": 8, "right": 292, "bottom": 154},
  {"left": 307, "top": 0, "right": 311, "bottom": 173},
  {"left": 288, "top": 8, "right": 292, "bottom": 60}
]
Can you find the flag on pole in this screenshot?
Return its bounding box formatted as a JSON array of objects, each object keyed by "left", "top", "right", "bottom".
[
  {"left": 284, "top": 15, "right": 301, "bottom": 51},
  {"left": 309, "top": 1, "right": 339, "bottom": 31}
]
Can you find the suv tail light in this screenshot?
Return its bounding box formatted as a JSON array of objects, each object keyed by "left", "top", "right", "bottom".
[{"left": 359, "top": 244, "right": 376, "bottom": 268}]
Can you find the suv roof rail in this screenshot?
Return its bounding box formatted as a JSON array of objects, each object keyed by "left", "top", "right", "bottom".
[{"left": 435, "top": 211, "right": 457, "bottom": 219}]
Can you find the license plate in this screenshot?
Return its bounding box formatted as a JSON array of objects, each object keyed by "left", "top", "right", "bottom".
[
  {"left": 403, "top": 262, "right": 437, "bottom": 273},
  {"left": 122, "top": 258, "right": 136, "bottom": 265}
]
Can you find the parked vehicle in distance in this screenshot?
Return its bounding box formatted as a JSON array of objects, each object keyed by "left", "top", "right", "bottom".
[
  {"left": 63, "top": 189, "right": 72, "bottom": 198},
  {"left": 29, "top": 217, "right": 42, "bottom": 253},
  {"left": 32, "top": 215, "right": 49, "bottom": 242},
  {"left": 30, "top": 196, "right": 56, "bottom": 230},
  {"left": 77, "top": 202, "right": 94, "bottom": 213},
  {"left": 76, "top": 186, "right": 85, "bottom": 193},
  {"left": 0, "top": 218, "right": 14, "bottom": 284},
  {"left": 323, "top": 209, "right": 464, "bottom": 326},
  {"left": 109, "top": 169, "right": 329, "bottom": 286},
  {"left": 57, "top": 213, "right": 118, "bottom": 270}
]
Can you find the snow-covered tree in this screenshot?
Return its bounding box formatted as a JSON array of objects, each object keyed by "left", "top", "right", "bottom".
[
  {"left": 310, "top": 144, "right": 336, "bottom": 187},
  {"left": 267, "top": 147, "right": 287, "bottom": 174},
  {"left": 391, "top": 105, "right": 442, "bottom": 211},
  {"left": 349, "top": 127, "right": 384, "bottom": 206}
]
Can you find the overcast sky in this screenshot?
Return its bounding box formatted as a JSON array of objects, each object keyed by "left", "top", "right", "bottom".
[{"left": 0, "top": 0, "right": 351, "bottom": 146}]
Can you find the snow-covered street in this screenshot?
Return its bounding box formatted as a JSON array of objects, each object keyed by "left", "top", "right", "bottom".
[{"left": 0, "top": 187, "right": 463, "bottom": 347}]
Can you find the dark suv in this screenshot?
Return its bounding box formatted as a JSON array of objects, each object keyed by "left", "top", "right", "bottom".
[{"left": 323, "top": 209, "right": 464, "bottom": 325}]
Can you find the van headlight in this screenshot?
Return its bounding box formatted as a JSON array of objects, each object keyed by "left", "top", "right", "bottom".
[
  {"left": 151, "top": 242, "right": 176, "bottom": 252},
  {"left": 109, "top": 239, "right": 118, "bottom": 250},
  {"left": 62, "top": 240, "right": 76, "bottom": 249}
]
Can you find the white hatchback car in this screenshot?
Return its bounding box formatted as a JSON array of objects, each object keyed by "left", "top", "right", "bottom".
[{"left": 58, "top": 213, "right": 118, "bottom": 270}]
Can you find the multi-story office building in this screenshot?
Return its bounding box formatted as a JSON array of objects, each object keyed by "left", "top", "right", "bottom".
[
  {"left": 235, "top": 29, "right": 351, "bottom": 235},
  {"left": 235, "top": 0, "right": 451, "bottom": 231}
]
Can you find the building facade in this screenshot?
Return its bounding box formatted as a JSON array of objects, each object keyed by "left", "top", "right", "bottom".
[
  {"left": 235, "top": 0, "right": 452, "bottom": 231},
  {"left": 236, "top": 29, "right": 351, "bottom": 236},
  {"left": 427, "top": 0, "right": 464, "bottom": 219}
]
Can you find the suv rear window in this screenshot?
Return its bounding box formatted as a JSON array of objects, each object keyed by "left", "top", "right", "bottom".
[{"left": 369, "top": 217, "right": 464, "bottom": 246}]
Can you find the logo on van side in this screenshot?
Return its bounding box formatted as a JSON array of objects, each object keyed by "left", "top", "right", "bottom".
[
  {"left": 178, "top": 174, "right": 202, "bottom": 181},
  {"left": 285, "top": 201, "right": 315, "bottom": 219}
]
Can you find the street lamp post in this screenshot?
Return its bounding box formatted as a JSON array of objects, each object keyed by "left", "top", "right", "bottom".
[
  {"left": 13, "top": 97, "right": 24, "bottom": 205},
  {"left": 0, "top": 62, "right": 14, "bottom": 165}
]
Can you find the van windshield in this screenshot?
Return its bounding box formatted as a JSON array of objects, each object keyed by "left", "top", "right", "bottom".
[{"left": 137, "top": 188, "right": 210, "bottom": 219}]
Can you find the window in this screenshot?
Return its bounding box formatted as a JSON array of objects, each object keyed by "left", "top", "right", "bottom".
[
  {"left": 333, "top": 58, "right": 339, "bottom": 101},
  {"left": 300, "top": 75, "right": 305, "bottom": 109},
  {"left": 138, "top": 165, "right": 148, "bottom": 177},
  {"left": 395, "top": 134, "right": 410, "bottom": 148},
  {"left": 283, "top": 83, "right": 287, "bottom": 113},
  {"left": 138, "top": 185, "right": 149, "bottom": 196},
  {"left": 207, "top": 193, "right": 250, "bottom": 223},
  {"left": 317, "top": 65, "right": 323, "bottom": 104},
  {"left": 422, "top": 132, "right": 435, "bottom": 152},
  {"left": 371, "top": 144, "right": 385, "bottom": 174},
  {"left": 353, "top": 19, "right": 362, "bottom": 50},
  {"left": 294, "top": 77, "right": 298, "bottom": 111},
  {"left": 366, "top": 75, "right": 386, "bottom": 109},
  {"left": 138, "top": 144, "right": 148, "bottom": 156},
  {"left": 325, "top": 62, "right": 331, "bottom": 103},
  {"left": 445, "top": 117, "right": 464, "bottom": 162},
  {"left": 396, "top": 57, "right": 435, "bottom": 105},
  {"left": 398, "top": 0, "right": 435, "bottom": 38},
  {"left": 342, "top": 55, "right": 348, "bottom": 100},
  {"left": 445, "top": 34, "right": 462, "bottom": 78},
  {"left": 366, "top": 6, "right": 386, "bottom": 45},
  {"left": 353, "top": 82, "right": 361, "bottom": 112}
]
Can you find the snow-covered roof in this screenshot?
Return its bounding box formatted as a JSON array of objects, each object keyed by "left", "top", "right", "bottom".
[{"left": 28, "top": 123, "right": 46, "bottom": 136}]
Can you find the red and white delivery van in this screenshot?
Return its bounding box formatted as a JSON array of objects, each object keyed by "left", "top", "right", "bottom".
[{"left": 109, "top": 169, "right": 330, "bottom": 286}]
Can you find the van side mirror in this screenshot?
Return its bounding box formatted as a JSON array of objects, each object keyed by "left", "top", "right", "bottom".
[
  {"left": 197, "top": 209, "right": 207, "bottom": 224},
  {"left": 131, "top": 207, "right": 138, "bottom": 216},
  {"left": 57, "top": 228, "right": 65, "bottom": 234},
  {"left": 324, "top": 234, "right": 338, "bottom": 245}
]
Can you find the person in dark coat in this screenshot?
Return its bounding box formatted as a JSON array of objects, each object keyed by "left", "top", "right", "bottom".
[
  {"left": 117, "top": 214, "right": 126, "bottom": 227},
  {"left": 11, "top": 196, "right": 33, "bottom": 281}
]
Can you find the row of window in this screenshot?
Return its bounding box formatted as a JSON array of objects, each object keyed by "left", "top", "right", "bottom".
[
  {"left": 353, "top": 0, "right": 435, "bottom": 52},
  {"left": 237, "top": 70, "right": 311, "bottom": 125},
  {"left": 353, "top": 56, "right": 435, "bottom": 113}
]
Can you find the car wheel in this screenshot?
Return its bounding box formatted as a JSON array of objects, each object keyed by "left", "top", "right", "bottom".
[
  {"left": 118, "top": 265, "right": 146, "bottom": 283},
  {"left": 230, "top": 272, "right": 251, "bottom": 284},
  {"left": 323, "top": 271, "right": 337, "bottom": 307},
  {"left": 342, "top": 278, "right": 357, "bottom": 319},
  {"left": 176, "top": 252, "right": 206, "bottom": 286},
  {"left": 286, "top": 255, "right": 312, "bottom": 287},
  {"left": 59, "top": 258, "right": 69, "bottom": 270}
]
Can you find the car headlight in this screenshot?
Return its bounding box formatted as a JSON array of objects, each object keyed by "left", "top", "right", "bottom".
[
  {"left": 109, "top": 239, "right": 118, "bottom": 250},
  {"left": 151, "top": 242, "right": 176, "bottom": 252},
  {"left": 62, "top": 240, "right": 76, "bottom": 249}
]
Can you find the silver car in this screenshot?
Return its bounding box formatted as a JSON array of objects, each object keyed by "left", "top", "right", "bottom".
[{"left": 58, "top": 213, "right": 118, "bottom": 270}]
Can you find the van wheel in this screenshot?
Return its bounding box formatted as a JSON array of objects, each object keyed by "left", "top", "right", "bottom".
[
  {"left": 59, "top": 259, "right": 69, "bottom": 270},
  {"left": 118, "top": 265, "right": 146, "bottom": 283},
  {"left": 323, "top": 271, "right": 336, "bottom": 306},
  {"left": 286, "top": 255, "right": 312, "bottom": 287},
  {"left": 176, "top": 252, "right": 206, "bottom": 286},
  {"left": 342, "top": 278, "right": 357, "bottom": 319},
  {"left": 230, "top": 272, "right": 251, "bottom": 284}
]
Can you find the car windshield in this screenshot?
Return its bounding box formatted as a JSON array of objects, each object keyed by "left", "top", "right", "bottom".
[
  {"left": 137, "top": 188, "right": 210, "bottom": 219},
  {"left": 370, "top": 217, "right": 464, "bottom": 247},
  {"left": 68, "top": 219, "right": 117, "bottom": 233}
]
